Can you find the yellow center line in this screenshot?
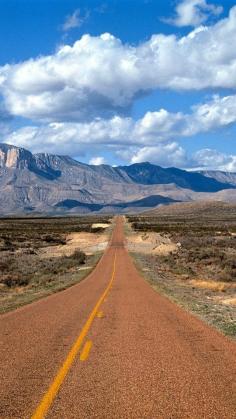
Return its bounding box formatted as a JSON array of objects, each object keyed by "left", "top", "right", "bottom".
[
  {"left": 80, "top": 340, "right": 92, "bottom": 361},
  {"left": 31, "top": 250, "right": 117, "bottom": 419}
]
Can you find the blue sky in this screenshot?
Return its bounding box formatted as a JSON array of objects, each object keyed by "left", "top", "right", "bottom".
[{"left": 0, "top": 0, "right": 236, "bottom": 170}]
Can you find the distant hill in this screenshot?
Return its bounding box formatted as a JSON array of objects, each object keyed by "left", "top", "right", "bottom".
[
  {"left": 55, "top": 195, "right": 178, "bottom": 212},
  {"left": 198, "top": 170, "right": 236, "bottom": 187},
  {"left": 119, "top": 163, "right": 232, "bottom": 192},
  {"left": 145, "top": 201, "right": 236, "bottom": 217},
  {"left": 0, "top": 143, "right": 236, "bottom": 215}
]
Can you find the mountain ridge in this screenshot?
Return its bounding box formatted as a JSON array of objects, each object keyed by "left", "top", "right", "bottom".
[{"left": 0, "top": 143, "right": 236, "bottom": 214}]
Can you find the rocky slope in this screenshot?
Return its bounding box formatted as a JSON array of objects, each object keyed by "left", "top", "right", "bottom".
[
  {"left": 199, "top": 170, "right": 236, "bottom": 186},
  {"left": 0, "top": 143, "right": 236, "bottom": 214}
]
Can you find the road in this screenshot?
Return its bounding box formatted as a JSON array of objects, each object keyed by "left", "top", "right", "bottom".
[{"left": 0, "top": 216, "right": 236, "bottom": 418}]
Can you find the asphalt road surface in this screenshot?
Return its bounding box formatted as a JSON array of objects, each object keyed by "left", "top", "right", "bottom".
[{"left": 0, "top": 216, "right": 236, "bottom": 418}]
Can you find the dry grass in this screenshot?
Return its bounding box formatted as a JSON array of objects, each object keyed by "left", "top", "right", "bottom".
[
  {"left": 190, "top": 279, "right": 236, "bottom": 292},
  {"left": 0, "top": 216, "right": 111, "bottom": 313},
  {"left": 221, "top": 297, "right": 236, "bottom": 306},
  {"left": 127, "top": 211, "right": 236, "bottom": 283},
  {"left": 127, "top": 206, "right": 236, "bottom": 338}
]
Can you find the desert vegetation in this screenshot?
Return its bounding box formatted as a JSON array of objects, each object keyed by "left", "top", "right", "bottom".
[
  {"left": 127, "top": 203, "right": 236, "bottom": 337},
  {"left": 0, "top": 216, "right": 111, "bottom": 313}
]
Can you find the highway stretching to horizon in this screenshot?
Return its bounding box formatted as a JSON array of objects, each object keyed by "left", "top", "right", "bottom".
[{"left": 0, "top": 217, "right": 236, "bottom": 418}]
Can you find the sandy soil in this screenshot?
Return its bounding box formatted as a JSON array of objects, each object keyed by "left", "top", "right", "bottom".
[
  {"left": 40, "top": 231, "right": 109, "bottom": 258},
  {"left": 126, "top": 231, "right": 179, "bottom": 255},
  {"left": 91, "top": 223, "right": 110, "bottom": 229}
]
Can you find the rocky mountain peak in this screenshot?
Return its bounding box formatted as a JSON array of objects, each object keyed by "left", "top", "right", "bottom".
[{"left": 0, "top": 143, "right": 33, "bottom": 169}]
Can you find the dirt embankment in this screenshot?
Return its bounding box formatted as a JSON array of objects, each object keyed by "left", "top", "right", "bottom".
[
  {"left": 126, "top": 231, "right": 179, "bottom": 255},
  {"left": 39, "top": 231, "right": 109, "bottom": 259}
]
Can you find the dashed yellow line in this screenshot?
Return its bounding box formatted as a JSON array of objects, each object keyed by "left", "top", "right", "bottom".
[
  {"left": 80, "top": 340, "right": 92, "bottom": 361},
  {"left": 31, "top": 251, "right": 117, "bottom": 419}
]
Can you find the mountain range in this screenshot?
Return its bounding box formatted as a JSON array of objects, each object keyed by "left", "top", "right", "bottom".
[{"left": 1, "top": 143, "right": 236, "bottom": 215}]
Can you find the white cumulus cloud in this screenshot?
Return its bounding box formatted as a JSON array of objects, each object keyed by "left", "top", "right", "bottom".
[
  {"left": 3, "top": 94, "right": 236, "bottom": 152},
  {"left": 3, "top": 93, "right": 236, "bottom": 170},
  {"left": 130, "top": 143, "right": 188, "bottom": 167},
  {"left": 193, "top": 148, "right": 236, "bottom": 171},
  {"left": 165, "top": 0, "right": 223, "bottom": 27},
  {"left": 89, "top": 156, "right": 106, "bottom": 165},
  {"left": 0, "top": 7, "right": 236, "bottom": 122}
]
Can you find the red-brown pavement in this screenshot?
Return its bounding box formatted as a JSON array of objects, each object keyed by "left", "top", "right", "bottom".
[{"left": 0, "top": 216, "right": 236, "bottom": 418}]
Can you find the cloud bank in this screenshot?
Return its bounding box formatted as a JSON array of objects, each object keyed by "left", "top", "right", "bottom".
[
  {"left": 3, "top": 93, "right": 236, "bottom": 171},
  {"left": 0, "top": 7, "right": 236, "bottom": 122}
]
